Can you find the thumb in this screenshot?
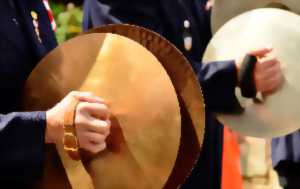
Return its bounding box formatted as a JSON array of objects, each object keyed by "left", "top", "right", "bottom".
[
  {"left": 72, "top": 92, "right": 107, "bottom": 105},
  {"left": 248, "top": 46, "right": 273, "bottom": 57}
]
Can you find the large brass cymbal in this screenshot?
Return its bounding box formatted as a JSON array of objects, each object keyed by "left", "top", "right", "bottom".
[
  {"left": 23, "top": 33, "right": 181, "bottom": 188},
  {"left": 86, "top": 24, "right": 206, "bottom": 188},
  {"left": 211, "top": 0, "right": 300, "bottom": 33},
  {"left": 203, "top": 8, "right": 300, "bottom": 138}
]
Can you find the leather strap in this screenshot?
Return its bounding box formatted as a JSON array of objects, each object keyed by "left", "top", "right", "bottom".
[
  {"left": 63, "top": 98, "right": 81, "bottom": 161},
  {"left": 239, "top": 54, "right": 258, "bottom": 98}
]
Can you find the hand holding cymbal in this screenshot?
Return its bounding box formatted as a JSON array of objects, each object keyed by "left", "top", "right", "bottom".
[
  {"left": 46, "top": 91, "right": 111, "bottom": 159},
  {"left": 236, "top": 47, "right": 284, "bottom": 95},
  {"left": 203, "top": 8, "right": 300, "bottom": 138}
]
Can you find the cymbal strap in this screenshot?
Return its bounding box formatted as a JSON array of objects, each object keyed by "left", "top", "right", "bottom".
[
  {"left": 239, "top": 55, "right": 257, "bottom": 98},
  {"left": 63, "top": 98, "right": 81, "bottom": 161}
]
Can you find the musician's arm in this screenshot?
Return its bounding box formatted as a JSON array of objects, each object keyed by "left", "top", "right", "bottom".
[
  {"left": 191, "top": 60, "right": 240, "bottom": 113},
  {"left": 194, "top": 2, "right": 240, "bottom": 113},
  {"left": 0, "top": 112, "right": 46, "bottom": 182}
]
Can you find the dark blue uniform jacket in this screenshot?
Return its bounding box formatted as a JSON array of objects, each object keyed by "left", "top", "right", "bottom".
[{"left": 0, "top": 0, "right": 56, "bottom": 186}]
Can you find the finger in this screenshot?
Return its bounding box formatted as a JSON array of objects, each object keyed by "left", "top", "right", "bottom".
[
  {"left": 72, "top": 91, "right": 107, "bottom": 105},
  {"left": 256, "top": 74, "right": 277, "bottom": 92},
  {"left": 248, "top": 47, "right": 273, "bottom": 57},
  {"left": 77, "top": 130, "right": 106, "bottom": 145},
  {"left": 85, "top": 132, "right": 106, "bottom": 145},
  {"left": 78, "top": 102, "right": 110, "bottom": 120},
  {"left": 256, "top": 61, "right": 281, "bottom": 80},
  {"left": 266, "top": 72, "right": 283, "bottom": 91},
  {"left": 260, "top": 73, "right": 283, "bottom": 93},
  {"left": 256, "top": 59, "right": 279, "bottom": 75},
  {"left": 85, "top": 119, "right": 111, "bottom": 136}
]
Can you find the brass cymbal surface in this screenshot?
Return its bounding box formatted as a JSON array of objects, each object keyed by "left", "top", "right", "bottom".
[
  {"left": 23, "top": 33, "right": 181, "bottom": 189},
  {"left": 203, "top": 8, "right": 300, "bottom": 138},
  {"left": 87, "top": 24, "right": 206, "bottom": 188}
]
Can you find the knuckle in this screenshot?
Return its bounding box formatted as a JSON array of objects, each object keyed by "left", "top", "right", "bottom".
[
  {"left": 101, "top": 120, "right": 110, "bottom": 128},
  {"left": 75, "top": 115, "right": 88, "bottom": 126},
  {"left": 267, "top": 54, "right": 275, "bottom": 60},
  {"left": 271, "top": 57, "right": 277, "bottom": 62},
  {"left": 93, "top": 134, "right": 103, "bottom": 142},
  {"left": 69, "top": 91, "right": 79, "bottom": 97},
  {"left": 105, "top": 130, "right": 110, "bottom": 137},
  {"left": 98, "top": 103, "right": 108, "bottom": 112},
  {"left": 270, "top": 58, "right": 277, "bottom": 65},
  {"left": 103, "top": 127, "right": 110, "bottom": 136},
  {"left": 76, "top": 102, "right": 84, "bottom": 110},
  {"left": 257, "top": 59, "right": 263, "bottom": 64},
  {"left": 106, "top": 120, "right": 111, "bottom": 129},
  {"left": 84, "top": 91, "right": 94, "bottom": 97},
  {"left": 90, "top": 120, "right": 100, "bottom": 129},
  {"left": 96, "top": 135, "right": 105, "bottom": 144},
  {"left": 77, "top": 102, "right": 89, "bottom": 111},
  {"left": 93, "top": 121, "right": 107, "bottom": 133},
  {"left": 102, "top": 125, "right": 111, "bottom": 136}
]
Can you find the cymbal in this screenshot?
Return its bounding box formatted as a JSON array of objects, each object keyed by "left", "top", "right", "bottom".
[
  {"left": 203, "top": 8, "right": 300, "bottom": 138},
  {"left": 23, "top": 33, "right": 181, "bottom": 188},
  {"left": 86, "top": 24, "right": 206, "bottom": 188},
  {"left": 211, "top": 0, "right": 300, "bottom": 33}
]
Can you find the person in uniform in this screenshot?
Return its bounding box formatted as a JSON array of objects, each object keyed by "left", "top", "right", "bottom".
[
  {"left": 0, "top": 0, "right": 110, "bottom": 187},
  {"left": 82, "top": 0, "right": 283, "bottom": 188}
]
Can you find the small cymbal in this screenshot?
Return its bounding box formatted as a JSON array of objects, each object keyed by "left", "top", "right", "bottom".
[
  {"left": 203, "top": 8, "right": 300, "bottom": 138},
  {"left": 211, "top": 0, "right": 300, "bottom": 33}
]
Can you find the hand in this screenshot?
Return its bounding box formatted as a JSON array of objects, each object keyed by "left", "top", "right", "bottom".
[
  {"left": 236, "top": 47, "right": 284, "bottom": 94},
  {"left": 205, "top": 0, "right": 214, "bottom": 10},
  {"left": 46, "top": 91, "right": 111, "bottom": 154}
]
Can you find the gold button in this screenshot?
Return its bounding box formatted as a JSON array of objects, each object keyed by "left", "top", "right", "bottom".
[{"left": 31, "top": 11, "right": 38, "bottom": 20}]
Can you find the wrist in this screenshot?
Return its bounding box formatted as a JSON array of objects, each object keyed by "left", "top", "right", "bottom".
[
  {"left": 45, "top": 109, "right": 63, "bottom": 144},
  {"left": 45, "top": 110, "right": 54, "bottom": 143}
]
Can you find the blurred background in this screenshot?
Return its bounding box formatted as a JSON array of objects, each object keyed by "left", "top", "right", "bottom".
[{"left": 50, "top": 0, "right": 83, "bottom": 43}]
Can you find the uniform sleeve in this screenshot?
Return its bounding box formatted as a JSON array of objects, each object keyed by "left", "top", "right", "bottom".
[
  {"left": 0, "top": 111, "right": 46, "bottom": 182},
  {"left": 192, "top": 60, "right": 241, "bottom": 113}
]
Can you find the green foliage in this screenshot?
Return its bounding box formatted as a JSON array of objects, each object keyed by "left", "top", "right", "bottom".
[{"left": 50, "top": 2, "right": 83, "bottom": 43}]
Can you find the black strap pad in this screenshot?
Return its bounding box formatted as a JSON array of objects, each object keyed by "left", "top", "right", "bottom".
[{"left": 239, "top": 55, "right": 257, "bottom": 98}]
